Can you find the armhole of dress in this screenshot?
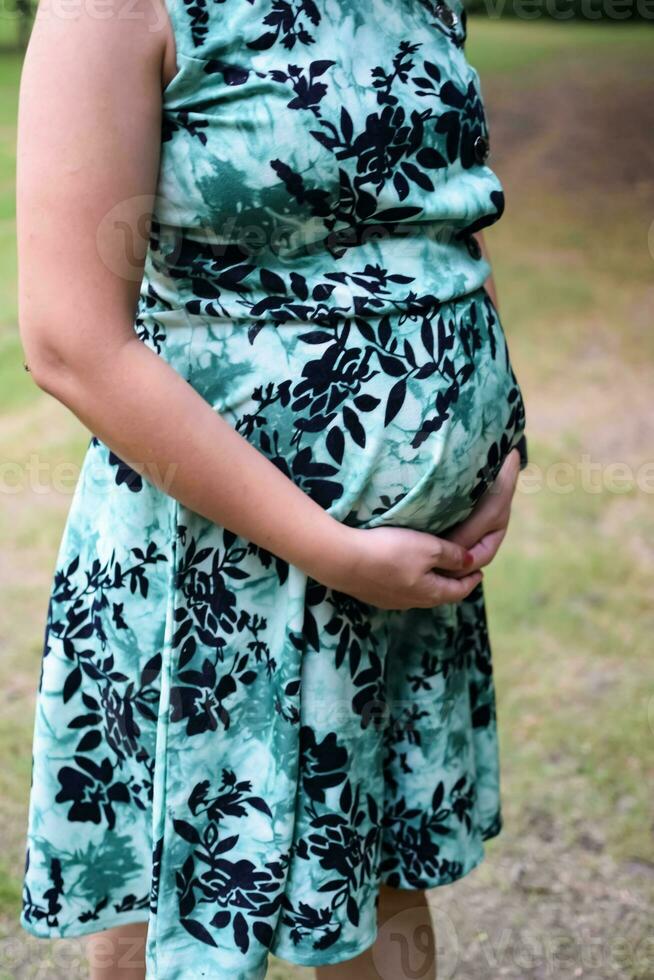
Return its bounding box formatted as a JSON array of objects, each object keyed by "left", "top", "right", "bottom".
[
  {"left": 158, "top": 0, "right": 192, "bottom": 76},
  {"left": 449, "top": 0, "right": 468, "bottom": 48}
]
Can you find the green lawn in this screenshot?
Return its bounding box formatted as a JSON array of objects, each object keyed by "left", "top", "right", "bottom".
[
  {"left": 1, "top": 20, "right": 653, "bottom": 980},
  {"left": 467, "top": 18, "right": 654, "bottom": 72},
  {"left": 0, "top": 13, "right": 23, "bottom": 50}
]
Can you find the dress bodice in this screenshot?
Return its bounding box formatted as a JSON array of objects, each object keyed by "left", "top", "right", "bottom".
[{"left": 145, "top": 0, "right": 505, "bottom": 322}]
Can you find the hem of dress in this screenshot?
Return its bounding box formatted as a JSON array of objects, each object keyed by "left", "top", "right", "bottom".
[
  {"left": 18, "top": 909, "right": 150, "bottom": 941},
  {"left": 271, "top": 819, "right": 501, "bottom": 968},
  {"left": 17, "top": 821, "right": 502, "bottom": 951},
  {"left": 271, "top": 930, "right": 379, "bottom": 969}
]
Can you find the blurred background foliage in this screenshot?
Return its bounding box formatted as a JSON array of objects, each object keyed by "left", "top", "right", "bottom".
[
  {"left": 0, "top": 9, "right": 653, "bottom": 980},
  {"left": 464, "top": 0, "right": 654, "bottom": 19},
  {"left": 0, "top": 2, "right": 32, "bottom": 51}
]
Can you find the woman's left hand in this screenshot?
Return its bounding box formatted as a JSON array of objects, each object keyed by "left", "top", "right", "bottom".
[{"left": 442, "top": 447, "right": 521, "bottom": 577}]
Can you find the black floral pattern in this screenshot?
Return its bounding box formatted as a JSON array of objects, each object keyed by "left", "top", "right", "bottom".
[{"left": 22, "top": 0, "right": 528, "bottom": 975}]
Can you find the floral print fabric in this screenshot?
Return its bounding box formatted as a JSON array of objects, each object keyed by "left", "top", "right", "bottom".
[{"left": 20, "top": 0, "right": 527, "bottom": 977}]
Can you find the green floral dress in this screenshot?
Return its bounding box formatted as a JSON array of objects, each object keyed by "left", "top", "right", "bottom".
[{"left": 20, "top": 0, "right": 527, "bottom": 976}]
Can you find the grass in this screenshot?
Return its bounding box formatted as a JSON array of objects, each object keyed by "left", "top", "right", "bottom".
[
  {"left": 1, "top": 18, "right": 654, "bottom": 980},
  {"left": 0, "top": 15, "right": 22, "bottom": 50},
  {"left": 0, "top": 52, "right": 19, "bottom": 336},
  {"left": 466, "top": 17, "right": 654, "bottom": 73},
  {"left": 490, "top": 453, "right": 654, "bottom": 858}
]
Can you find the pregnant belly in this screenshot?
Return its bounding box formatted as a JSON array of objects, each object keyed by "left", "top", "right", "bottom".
[
  {"left": 333, "top": 316, "right": 525, "bottom": 535},
  {"left": 145, "top": 286, "right": 526, "bottom": 536}
]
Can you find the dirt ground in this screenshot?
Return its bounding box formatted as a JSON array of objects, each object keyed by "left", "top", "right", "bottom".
[{"left": 487, "top": 57, "right": 654, "bottom": 200}]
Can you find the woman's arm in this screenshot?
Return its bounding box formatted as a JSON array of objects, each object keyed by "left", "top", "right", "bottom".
[{"left": 17, "top": 0, "right": 482, "bottom": 610}]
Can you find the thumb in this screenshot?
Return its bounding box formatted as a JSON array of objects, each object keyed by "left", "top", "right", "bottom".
[{"left": 467, "top": 528, "right": 506, "bottom": 569}]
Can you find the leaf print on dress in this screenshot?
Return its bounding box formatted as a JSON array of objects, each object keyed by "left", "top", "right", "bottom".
[
  {"left": 21, "top": 0, "right": 527, "bottom": 976},
  {"left": 249, "top": 0, "right": 322, "bottom": 51}
]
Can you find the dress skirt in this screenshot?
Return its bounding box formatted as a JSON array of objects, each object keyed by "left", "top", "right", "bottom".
[{"left": 20, "top": 284, "right": 526, "bottom": 978}]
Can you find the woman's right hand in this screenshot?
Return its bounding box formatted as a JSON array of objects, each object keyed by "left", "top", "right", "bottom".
[{"left": 321, "top": 525, "right": 482, "bottom": 611}]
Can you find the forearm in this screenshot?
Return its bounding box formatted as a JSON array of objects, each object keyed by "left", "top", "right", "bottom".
[{"left": 31, "top": 331, "right": 350, "bottom": 583}]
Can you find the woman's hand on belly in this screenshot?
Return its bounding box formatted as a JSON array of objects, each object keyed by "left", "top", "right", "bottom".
[
  {"left": 325, "top": 526, "right": 482, "bottom": 611},
  {"left": 443, "top": 447, "right": 521, "bottom": 577}
]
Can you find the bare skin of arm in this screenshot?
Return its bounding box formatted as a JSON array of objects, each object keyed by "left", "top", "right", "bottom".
[{"left": 17, "top": 0, "right": 485, "bottom": 612}]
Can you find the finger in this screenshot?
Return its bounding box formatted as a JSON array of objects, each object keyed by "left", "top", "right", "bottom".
[
  {"left": 467, "top": 528, "right": 506, "bottom": 569},
  {"left": 445, "top": 524, "right": 481, "bottom": 552},
  {"left": 499, "top": 446, "right": 521, "bottom": 483},
  {"left": 443, "top": 508, "right": 493, "bottom": 551},
  {"left": 427, "top": 569, "right": 483, "bottom": 604},
  {"left": 429, "top": 537, "right": 475, "bottom": 572},
  {"left": 435, "top": 527, "right": 492, "bottom": 574},
  {"left": 444, "top": 530, "right": 506, "bottom": 578}
]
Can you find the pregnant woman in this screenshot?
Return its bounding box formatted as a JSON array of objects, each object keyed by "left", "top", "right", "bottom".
[{"left": 17, "top": 0, "right": 527, "bottom": 977}]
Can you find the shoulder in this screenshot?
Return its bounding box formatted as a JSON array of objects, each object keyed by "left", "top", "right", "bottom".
[{"left": 25, "top": 0, "right": 168, "bottom": 91}]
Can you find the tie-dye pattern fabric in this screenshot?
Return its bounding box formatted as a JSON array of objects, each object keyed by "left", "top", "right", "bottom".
[{"left": 20, "top": 0, "right": 527, "bottom": 977}]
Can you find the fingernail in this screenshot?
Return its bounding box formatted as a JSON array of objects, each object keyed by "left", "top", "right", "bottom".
[{"left": 464, "top": 551, "right": 475, "bottom": 566}]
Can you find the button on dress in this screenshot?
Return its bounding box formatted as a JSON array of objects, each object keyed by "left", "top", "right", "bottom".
[{"left": 20, "top": 1, "right": 527, "bottom": 976}]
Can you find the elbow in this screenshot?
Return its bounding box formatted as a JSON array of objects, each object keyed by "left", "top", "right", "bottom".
[
  {"left": 24, "top": 358, "right": 59, "bottom": 397},
  {"left": 20, "top": 327, "right": 75, "bottom": 398}
]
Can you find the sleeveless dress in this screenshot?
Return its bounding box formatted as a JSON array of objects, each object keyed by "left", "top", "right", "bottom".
[{"left": 20, "top": 1, "right": 527, "bottom": 977}]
